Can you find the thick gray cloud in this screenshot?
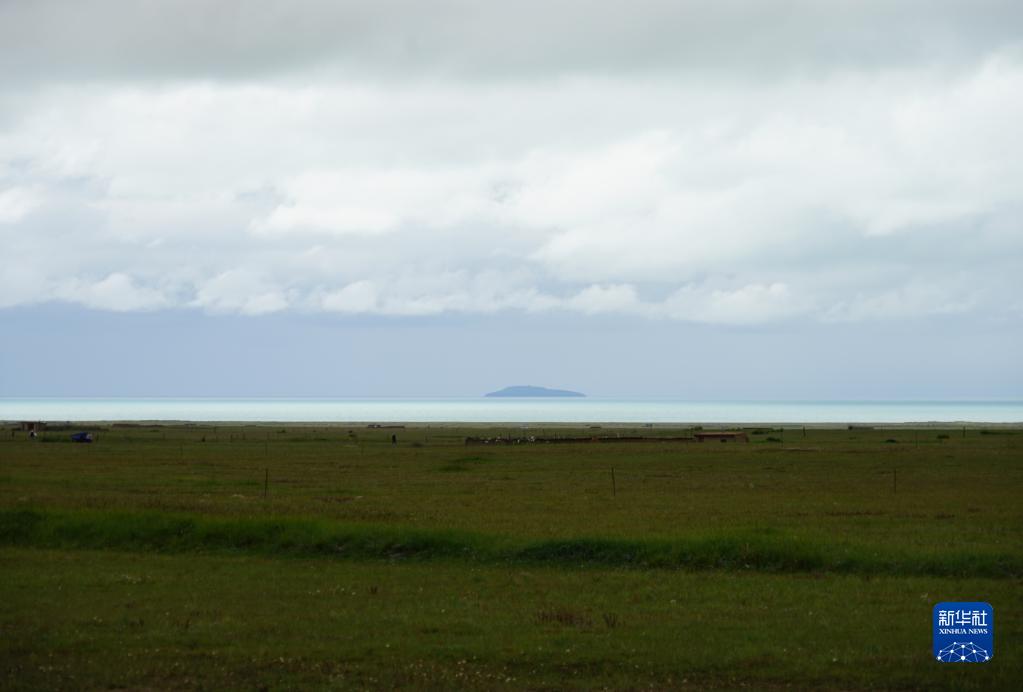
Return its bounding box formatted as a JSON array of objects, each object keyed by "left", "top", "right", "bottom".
[{"left": 2, "top": 1, "right": 1021, "bottom": 82}]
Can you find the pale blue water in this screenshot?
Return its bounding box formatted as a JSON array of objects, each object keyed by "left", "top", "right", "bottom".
[{"left": 1, "top": 398, "right": 1021, "bottom": 423}]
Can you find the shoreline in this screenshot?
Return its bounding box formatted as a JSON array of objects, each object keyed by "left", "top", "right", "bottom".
[{"left": 5, "top": 419, "right": 1022, "bottom": 429}]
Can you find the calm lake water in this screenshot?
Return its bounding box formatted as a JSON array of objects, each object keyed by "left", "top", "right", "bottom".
[{"left": 1, "top": 398, "right": 1021, "bottom": 423}]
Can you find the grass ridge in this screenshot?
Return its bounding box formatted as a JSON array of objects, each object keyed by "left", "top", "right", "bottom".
[{"left": 1, "top": 507, "right": 1018, "bottom": 578}]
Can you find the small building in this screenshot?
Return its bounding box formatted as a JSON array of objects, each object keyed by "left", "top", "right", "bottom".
[
  {"left": 19, "top": 421, "right": 45, "bottom": 432},
  {"left": 695, "top": 431, "right": 748, "bottom": 443}
]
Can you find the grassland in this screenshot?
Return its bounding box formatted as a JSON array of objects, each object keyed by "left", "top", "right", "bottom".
[{"left": 1, "top": 423, "right": 1021, "bottom": 689}]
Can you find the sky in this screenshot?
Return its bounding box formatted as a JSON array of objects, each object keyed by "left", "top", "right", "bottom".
[{"left": 1, "top": 1, "right": 1021, "bottom": 398}]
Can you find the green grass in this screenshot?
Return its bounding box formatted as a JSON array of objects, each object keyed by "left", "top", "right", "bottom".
[
  {"left": 1, "top": 423, "right": 1021, "bottom": 689},
  {"left": 3, "top": 547, "right": 1021, "bottom": 691},
  {"left": 2, "top": 508, "right": 1021, "bottom": 578}
]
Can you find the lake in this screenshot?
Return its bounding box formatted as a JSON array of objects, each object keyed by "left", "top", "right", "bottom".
[{"left": 1, "top": 398, "right": 1021, "bottom": 423}]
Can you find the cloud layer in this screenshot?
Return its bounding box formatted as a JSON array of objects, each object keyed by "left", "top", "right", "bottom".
[
  {"left": 1, "top": 1, "right": 1021, "bottom": 326},
  {"left": 4, "top": 1, "right": 1021, "bottom": 81}
]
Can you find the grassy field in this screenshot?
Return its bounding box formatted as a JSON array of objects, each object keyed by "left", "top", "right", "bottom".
[{"left": 1, "top": 423, "right": 1021, "bottom": 689}]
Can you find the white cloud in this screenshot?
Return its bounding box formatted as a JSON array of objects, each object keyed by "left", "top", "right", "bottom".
[
  {"left": 822, "top": 281, "right": 979, "bottom": 323},
  {"left": 254, "top": 167, "right": 501, "bottom": 236},
  {"left": 1, "top": 29, "right": 1021, "bottom": 325},
  {"left": 321, "top": 280, "right": 379, "bottom": 313},
  {"left": 55, "top": 273, "right": 171, "bottom": 312},
  {"left": 193, "top": 270, "right": 291, "bottom": 315},
  {"left": 0, "top": 186, "right": 42, "bottom": 223},
  {"left": 566, "top": 284, "right": 642, "bottom": 315},
  {"left": 662, "top": 283, "right": 805, "bottom": 325}
]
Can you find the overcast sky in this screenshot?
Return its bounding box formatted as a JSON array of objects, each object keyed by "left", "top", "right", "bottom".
[{"left": 1, "top": 1, "right": 1021, "bottom": 397}]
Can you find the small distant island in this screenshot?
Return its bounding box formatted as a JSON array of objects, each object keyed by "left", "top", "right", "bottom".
[{"left": 485, "top": 385, "right": 586, "bottom": 398}]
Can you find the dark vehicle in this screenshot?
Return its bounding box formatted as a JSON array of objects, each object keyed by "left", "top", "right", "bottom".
[{"left": 70, "top": 432, "right": 93, "bottom": 443}]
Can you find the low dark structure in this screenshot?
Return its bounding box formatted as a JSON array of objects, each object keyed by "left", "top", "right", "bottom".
[
  {"left": 695, "top": 431, "right": 749, "bottom": 443},
  {"left": 465, "top": 435, "right": 696, "bottom": 446},
  {"left": 70, "top": 432, "right": 93, "bottom": 443},
  {"left": 19, "top": 421, "right": 45, "bottom": 432}
]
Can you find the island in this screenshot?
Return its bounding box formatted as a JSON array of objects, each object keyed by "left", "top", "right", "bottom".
[{"left": 484, "top": 385, "right": 586, "bottom": 398}]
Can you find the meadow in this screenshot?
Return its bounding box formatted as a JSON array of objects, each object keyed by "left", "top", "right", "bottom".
[{"left": 1, "top": 423, "right": 1021, "bottom": 689}]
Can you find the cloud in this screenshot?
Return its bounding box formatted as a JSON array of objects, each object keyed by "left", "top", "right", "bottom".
[
  {"left": 0, "top": 186, "right": 42, "bottom": 223},
  {"left": 0, "top": 5, "right": 1021, "bottom": 326},
  {"left": 662, "top": 283, "right": 805, "bottom": 325},
  {"left": 193, "top": 270, "right": 291, "bottom": 315},
  {"left": 566, "top": 284, "right": 642, "bottom": 315},
  {"left": 822, "top": 280, "right": 979, "bottom": 323},
  {"left": 54, "top": 273, "right": 171, "bottom": 312},
  {"left": 321, "top": 280, "right": 379, "bottom": 313},
  {"left": 253, "top": 166, "right": 501, "bottom": 236},
  {"left": 2, "top": 1, "right": 1021, "bottom": 83}
]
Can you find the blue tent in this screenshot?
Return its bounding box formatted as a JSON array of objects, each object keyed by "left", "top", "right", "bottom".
[{"left": 70, "top": 432, "right": 93, "bottom": 443}]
